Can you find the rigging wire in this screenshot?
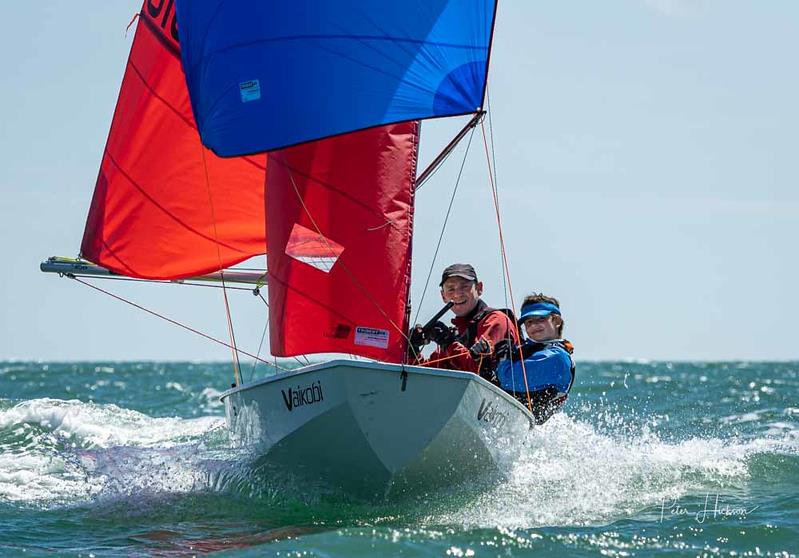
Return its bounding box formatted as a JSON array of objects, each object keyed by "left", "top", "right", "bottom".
[
  {"left": 58, "top": 267, "right": 285, "bottom": 381},
  {"left": 411, "top": 124, "right": 478, "bottom": 329},
  {"left": 251, "top": 289, "right": 310, "bottom": 377},
  {"left": 486, "top": 87, "right": 510, "bottom": 312},
  {"left": 199, "top": 148, "right": 242, "bottom": 385},
  {"left": 249, "top": 288, "right": 270, "bottom": 383},
  {"left": 69, "top": 275, "right": 295, "bottom": 372},
  {"left": 249, "top": 320, "right": 270, "bottom": 383},
  {"left": 480, "top": 120, "right": 533, "bottom": 412},
  {"left": 486, "top": 92, "right": 520, "bottom": 410},
  {"left": 486, "top": 88, "right": 518, "bottom": 402}
]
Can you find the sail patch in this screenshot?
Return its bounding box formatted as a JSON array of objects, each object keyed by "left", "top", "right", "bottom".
[
  {"left": 354, "top": 327, "right": 390, "bottom": 349},
  {"left": 285, "top": 223, "right": 344, "bottom": 273}
]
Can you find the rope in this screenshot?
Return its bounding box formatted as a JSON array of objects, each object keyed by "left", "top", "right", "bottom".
[
  {"left": 199, "top": 148, "right": 242, "bottom": 386},
  {"left": 480, "top": 120, "right": 533, "bottom": 412},
  {"left": 485, "top": 92, "right": 520, "bottom": 406},
  {"left": 252, "top": 288, "right": 311, "bottom": 371},
  {"left": 124, "top": 12, "right": 139, "bottom": 37},
  {"left": 416, "top": 346, "right": 472, "bottom": 368},
  {"left": 486, "top": 87, "right": 510, "bottom": 312},
  {"left": 249, "top": 319, "right": 270, "bottom": 383},
  {"left": 248, "top": 288, "right": 270, "bottom": 383},
  {"left": 69, "top": 276, "right": 294, "bottom": 372}
]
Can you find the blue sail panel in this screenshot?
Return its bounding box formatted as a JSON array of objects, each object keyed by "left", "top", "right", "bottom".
[{"left": 175, "top": 1, "right": 497, "bottom": 156}]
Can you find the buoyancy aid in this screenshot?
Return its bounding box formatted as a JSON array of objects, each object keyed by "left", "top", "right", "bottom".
[
  {"left": 496, "top": 338, "right": 576, "bottom": 424},
  {"left": 455, "top": 300, "right": 519, "bottom": 378},
  {"left": 463, "top": 302, "right": 519, "bottom": 349}
]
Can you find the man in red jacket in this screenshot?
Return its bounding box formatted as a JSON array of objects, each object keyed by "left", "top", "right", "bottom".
[{"left": 410, "top": 263, "right": 519, "bottom": 381}]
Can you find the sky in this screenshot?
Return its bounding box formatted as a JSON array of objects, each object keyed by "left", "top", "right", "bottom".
[{"left": 1, "top": 1, "right": 797, "bottom": 361}]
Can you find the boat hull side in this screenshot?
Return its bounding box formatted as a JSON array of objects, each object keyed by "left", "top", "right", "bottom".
[{"left": 222, "top": 360, "right": 532, "bottom": 498}]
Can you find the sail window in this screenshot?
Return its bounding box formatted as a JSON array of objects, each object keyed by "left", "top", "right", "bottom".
[{"left": 285, "top": 223, "right": 344, "bottom": 273}]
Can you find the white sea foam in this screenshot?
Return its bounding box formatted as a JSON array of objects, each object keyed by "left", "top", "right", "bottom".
[
  {"left": 0, "top": 451, "right": 106, "bottom": 503},
  {"left": 0, "top": 398, "right": 221, "bottom": 448},
  {"left": 201, "top": 387, "right": 225, "bottom": 410},
  {"left": 435, "top": 412, "right": 799, "bottom": 529},
  {"left": 3, "top": 397, "right": 798, "bottom": 518},
  {"left": 0, "top": 398, "right": 225, "bottom": 504}
]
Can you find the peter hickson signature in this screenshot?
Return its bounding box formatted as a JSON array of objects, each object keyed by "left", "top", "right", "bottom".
[{"left": 660, "top": 494, "right": 759, "bottom": 523}]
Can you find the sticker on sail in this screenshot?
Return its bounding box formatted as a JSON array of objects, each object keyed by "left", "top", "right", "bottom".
[
  {"left": 239, "top": 79, "right": 261, "bottom": 103},
  {"left": 285, "top": 223, "right": 344, "bottom": 273},
  {"left": 354, "top": 327, "right": 390, "bottom": 349}
]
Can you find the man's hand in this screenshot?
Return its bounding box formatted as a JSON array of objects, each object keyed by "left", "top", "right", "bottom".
[
  {"left": 429, "top": 321, "right": 456, "bottom": 349},
  {"left": 408, "top": 324, "right": 429, "bottom": 356},
  {"left": 469, "top": 338, "right": 493, "bottom": 360}
]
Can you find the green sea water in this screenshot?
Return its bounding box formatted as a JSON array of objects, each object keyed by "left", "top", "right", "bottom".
[{"left": 1, "top": 361, "right": 797, "bottom": 557}]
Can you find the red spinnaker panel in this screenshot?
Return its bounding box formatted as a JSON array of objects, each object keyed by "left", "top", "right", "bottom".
[
  {"left": 267, "top": 123, "right": 419, "bottom": 362},
  {"left": 81, "top": 3, "right": 267, "bottom": 280}
]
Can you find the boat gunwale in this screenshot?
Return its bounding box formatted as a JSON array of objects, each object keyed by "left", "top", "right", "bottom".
[{"left": 220, "top": 359, "right": 535, "bottom": 422}]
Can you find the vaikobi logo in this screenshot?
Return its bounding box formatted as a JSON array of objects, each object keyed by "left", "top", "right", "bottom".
[
  {"left": 281, "top": 380, "right": 324, "bottom": 411},
  {"left": 477, "top": 398, "right": 508, "bottom": 428}
]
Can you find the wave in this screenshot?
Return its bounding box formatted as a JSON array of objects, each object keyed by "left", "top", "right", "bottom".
[
  {"left": 436, "top": 410, "right": 799, "bottom": 529},
  {"left": 2, "top": 397, "right": 797, "bottom": 528},
  {"left": 0, "top": 398, "right": 224, "bottom": 505}
]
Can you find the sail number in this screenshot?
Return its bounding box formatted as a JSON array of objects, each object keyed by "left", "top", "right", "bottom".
[{"left": 144, "top": 0, "right": 179, "bottom": 44}]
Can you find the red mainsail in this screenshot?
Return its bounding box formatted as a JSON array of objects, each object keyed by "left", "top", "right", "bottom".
[
  {"left": 266, "top": 123, "right": 419, "bottom": 362},
  {"left": 80, "top": 3, "right": 267, "bottom": 280}
]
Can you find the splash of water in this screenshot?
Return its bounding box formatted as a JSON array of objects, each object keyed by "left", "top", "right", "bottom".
[
  {"left": 437, "top": 409, "right": 798, "bottom": 529},
  {"left": 2, "top": 396, "right": 797, "bottom": 529}
]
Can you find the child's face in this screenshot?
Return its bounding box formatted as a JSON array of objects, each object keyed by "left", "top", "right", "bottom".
[{"left": 523, "top": 315, "right": 560, "bottom": 341}]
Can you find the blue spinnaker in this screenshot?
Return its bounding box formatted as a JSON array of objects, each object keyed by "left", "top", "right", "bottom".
[{"left": 175, "top": 1, "right": 497, "bottom": 157}]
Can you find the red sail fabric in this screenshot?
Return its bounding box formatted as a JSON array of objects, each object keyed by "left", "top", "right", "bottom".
[
  {"left": 267, "top": 123, "right": 419, "bottom": 362},
  {"left": 80, "top": 3, "right": 267, "bottom": 280}
]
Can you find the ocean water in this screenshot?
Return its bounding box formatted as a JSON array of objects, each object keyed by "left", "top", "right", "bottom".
[{"left": 1, "top": 361, "right": 797, "bottom": 557}]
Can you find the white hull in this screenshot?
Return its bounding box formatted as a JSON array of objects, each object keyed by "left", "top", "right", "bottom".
[{"left": 220, "top": 360, "right": 534, "bottom": 499}]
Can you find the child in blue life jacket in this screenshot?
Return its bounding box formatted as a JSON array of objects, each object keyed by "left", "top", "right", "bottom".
[{"left": 495, "top": 294, "right": 575, "bottom": 424}]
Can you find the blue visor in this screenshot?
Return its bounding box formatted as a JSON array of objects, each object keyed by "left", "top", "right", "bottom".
[{"left": 519, "top": 302, "right": 561, "bottom": 321}]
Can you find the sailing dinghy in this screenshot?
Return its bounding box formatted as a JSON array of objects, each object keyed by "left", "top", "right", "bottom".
[
  {"left": 224, "top": 360, "right": 532, "bottom": 498},
  {"left": 42, "top": 0, "right": 538, "bottom": 498}
]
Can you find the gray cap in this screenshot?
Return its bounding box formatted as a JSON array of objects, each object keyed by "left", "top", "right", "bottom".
[{"left": 439, "top": 263, "right": 478, "bottom": 286}]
